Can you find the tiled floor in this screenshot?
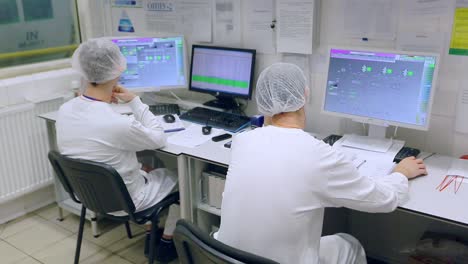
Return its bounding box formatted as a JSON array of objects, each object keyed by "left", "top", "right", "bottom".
[{"left": 0, "top": 203, "right": 179, "bottom": 264}]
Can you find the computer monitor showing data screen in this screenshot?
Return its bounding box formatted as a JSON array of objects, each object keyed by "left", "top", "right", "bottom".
[
  {"left": 189, "top": 45, "right": 255, "bottom": 100},
  {"left": 323, "top": 48, "right": 438, "bottom": 130},
  {"left": 111, "top": 36, "right": 187, "bottom": 91}
]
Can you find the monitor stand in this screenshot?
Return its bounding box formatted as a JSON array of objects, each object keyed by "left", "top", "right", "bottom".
[
  {"left": 342, "top": 124, "right": 394, "bottom": 153},
  {"left": 368, "top": 124, "right": 387, "bottom": 139},
  {"left": 203, "top": 96, "right": 239, "bottom": 110}
]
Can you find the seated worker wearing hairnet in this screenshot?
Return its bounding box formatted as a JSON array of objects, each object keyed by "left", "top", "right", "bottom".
[
  {"left": 56, "top": 39, "right": 179, "bottom": 262},
  {"left": 217, "top": 63, "right": 427, "bottom": 264}
]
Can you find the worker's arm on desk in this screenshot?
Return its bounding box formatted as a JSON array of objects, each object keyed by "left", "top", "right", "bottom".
[
  {"left": 109, "top": 94, "right": 166, "bottom": 151},
  {"left": 319, "top": 148, "right": 409, "bottom": 213},
  {"left": 113, "top": 85, "right": 162, "bottom": 129}
]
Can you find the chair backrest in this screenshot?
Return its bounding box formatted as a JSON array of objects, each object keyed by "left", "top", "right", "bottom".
[
  {"left": 173, "top": 220, "right": 280, "bottom": 264},
  {"left": 48, "top": 151, "right": 136, "bottom": 216},
  {"left": 48, "top": 151, "right": 80, "bottom": 203}
]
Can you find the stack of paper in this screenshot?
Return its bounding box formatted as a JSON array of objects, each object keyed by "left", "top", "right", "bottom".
[{"left": 333, "top": 136, "right": 403, "bottom": 179}]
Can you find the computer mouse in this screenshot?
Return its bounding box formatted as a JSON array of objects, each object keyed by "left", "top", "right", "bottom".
[
  {"left": 163, "top": 114, "right": 176, "bottom": 123},
  {"left": 202, "top": 126, "right": 212, "bottom": 135}
]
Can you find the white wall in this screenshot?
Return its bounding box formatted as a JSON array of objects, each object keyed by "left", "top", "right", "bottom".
[
  {"left": 1, "top": 0, "right": 462, "bottom": 259},
  {"left": 78, "top": 0, "right": 468, "bottom": 157},
  {"left": 313, "top": 0, "right": 465, "bottom": 158},
  {"left": 75, "top": 1, "right": 468, "bottom": 262}
]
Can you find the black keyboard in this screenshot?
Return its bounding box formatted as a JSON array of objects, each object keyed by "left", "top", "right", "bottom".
[
  {"left": 323, "top": 134, "right": 343, "bottom": 146},
  {"left": 149, "top": 104, "right": 180, "bottom": 115},
  {"left": 393, "top": 147, "right": 420, "bottom": 163},
  {"left": 179, "top": 107, "right": 251, "bottom": 132}
]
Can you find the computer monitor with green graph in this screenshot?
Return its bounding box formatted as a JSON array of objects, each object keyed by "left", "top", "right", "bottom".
[{"left": 189, "top": 45, "right": 256, "bottom": 109}]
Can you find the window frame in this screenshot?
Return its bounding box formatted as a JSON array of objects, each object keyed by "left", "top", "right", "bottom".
[{"left": 0, "top": 0, "right": 81, "bottom": 78}]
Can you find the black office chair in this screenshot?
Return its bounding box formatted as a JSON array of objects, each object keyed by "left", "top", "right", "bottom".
[
  {"left": 48, "top": 151, "right": 179, "bottom": 264},
  {"left": 173, "top": 219, "right": 280, "bottom": 264},
  {"left": 48, "top": 150, "right": 133, "bottom": 239}
]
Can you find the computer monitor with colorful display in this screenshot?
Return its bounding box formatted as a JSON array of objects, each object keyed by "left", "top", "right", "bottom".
[
  {"left": 322, "top": 47, "right": 438, "bottom": 138},
  {"left": 111, "top": 36, "right": 187, "bottom": 92},
  {"left": 189, "top": 45, "right": 256, "bottom": 109}
]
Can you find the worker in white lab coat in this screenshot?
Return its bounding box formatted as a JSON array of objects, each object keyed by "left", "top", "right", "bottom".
[
  {"left": 56, "top": 39, "right": 179, "bottom": 262},
  {"left": 217, "top": 63, "right": 427, "bottom": 264}
]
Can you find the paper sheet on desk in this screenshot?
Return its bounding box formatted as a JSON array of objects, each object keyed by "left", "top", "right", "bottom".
[
  {"left": 333, "top": 138, "right": 403, "bottom": 179},
  {"left": 167, "top": 124, "right": 223, "bottom": 148}
]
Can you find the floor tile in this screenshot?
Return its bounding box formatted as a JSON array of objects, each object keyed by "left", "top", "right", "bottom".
[
  {"left": 52, "top": 213, "right": 82, "bottom": 233},
  {"left": 5, "top": 218, "right": 73, "bottom": 254},
  {"left": 80, "top": 249, "right": 113, "bottom": 264},
  {"left": 0, "top": 215, "right": 45, "bottom": 239},
  {"left": 35, "top": 203, "right": 69, "bottom": 221},
  {"left": 12, "top": 257, "right": 41, "bottom": 264},
  {"left": 81, "top": 250, "right": 133, "bottom": 264},
  {"left": 0, "top": 223, "right": 5, "bottom": 237},
  {"left": 84, "top": 222, "right": 137, "bottom": 248},
  {"left": 32, "top": 236, "right": 102, "bottom": 264},
  {"left": 106, "top": 233, "right": 146, "bottom": 254},
  {"left": 117, "top": 237, "right": 147, "bottom": 264},
  {"left": 0, "top": 240, "right": 29, "bottom": 263}
]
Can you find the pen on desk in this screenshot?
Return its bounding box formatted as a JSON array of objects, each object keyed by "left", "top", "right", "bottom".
[
  {"left": 422, "top": 153, "right": 435, "bottom": 161},
  {"left": 356, "top": 160, "right": 366, "bottom": 169}
]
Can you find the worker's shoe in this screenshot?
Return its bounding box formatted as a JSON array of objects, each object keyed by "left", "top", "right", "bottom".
[
  {"left": 155, "top": 237, "right": 178, "bottom": 262},
  {"left": 144, "top": 228, "right": 164, "bottom": 257}
]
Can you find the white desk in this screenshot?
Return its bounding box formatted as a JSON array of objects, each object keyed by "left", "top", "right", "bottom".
[{"left": 38, "top": 111, "right": 468, "bottom": 234}]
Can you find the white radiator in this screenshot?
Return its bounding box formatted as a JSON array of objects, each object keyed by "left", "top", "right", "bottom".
[{"left": 0, "top": 98, "right": 63, "bottom": 203}]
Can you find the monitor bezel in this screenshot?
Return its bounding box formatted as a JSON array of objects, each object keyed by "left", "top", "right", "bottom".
[
  {"left": 110, "top": 35, "right": 188, "bottom": 92},
  {"left": 189, "top": 45, "right": 256, "bottom": 100},
  {"left": 321, "top": 46, "right": 440, "bottom": 131}
]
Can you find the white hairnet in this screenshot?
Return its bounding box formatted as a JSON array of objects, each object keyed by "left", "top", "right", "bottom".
[
  {"left": 255, "top": 63, "right": 308, "bottom": 116},
  {"left": 71, "top": 38, "right": 126, "bottom": 84}
]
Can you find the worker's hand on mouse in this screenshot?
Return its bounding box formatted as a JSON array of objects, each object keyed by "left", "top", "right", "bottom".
[
  {"left": 112, "top": 85, "right": 136, "bottom": 103},
  {"left": 393, "top": 156, "right": 427, "bottom": 179}
]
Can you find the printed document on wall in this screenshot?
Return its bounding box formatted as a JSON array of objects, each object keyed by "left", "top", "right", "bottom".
[
  {"left": 242, "top": 0, "right": 275, "bottom": 54},
  {"left": 455, "top": 87, "right": 468, "bottom": 133},
  {"left": 213, "top": 0, "right": 241, "bottom": 46},
  {"left": 144, "top": 0, "right": 212, "bottom": 42},
  {"left": 282, "top": 53, "right": 310, "bottom": 79},
  {"left": 144, "top": 0, "right": 177, "bottom": 33},
  {"left": 449, "top": 8, "right": 468, "bottom": 55},
  {"left": 113, "top": 0, "right": 143, "bottom": 8},
  {"left": 178, "top": 0, "right": 212, "bottom": 42},
  {"left": 276, "top": 0, "right": 314, "bottom": 54},
  {"left": 458, "top": 0, "right": 468, "bottom": 7},
  {"left": 343, "top": 0, "right": 397, "bottom": 40},
  {"left": 397, "top": 32, "right": 445, "bottom": 53},
  {"left": 399, "top": 0, "right": 450, "bottom": 33},
  {"left": 404, "top": 0, "right": 450, "bottom": 16}
]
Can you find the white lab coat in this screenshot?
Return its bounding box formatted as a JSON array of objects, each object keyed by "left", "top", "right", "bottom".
[
  {"left": 217, "top": 126, "right": 408, "bottom": 264},
  {"left": 56, "top": 96, "right": 177, "bottom": 211}
]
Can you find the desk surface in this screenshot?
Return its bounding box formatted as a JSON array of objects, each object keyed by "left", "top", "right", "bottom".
[{"left": 39, "top": 111, "right": 468, "bottom": 226}]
